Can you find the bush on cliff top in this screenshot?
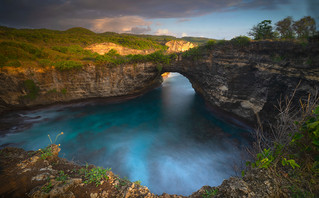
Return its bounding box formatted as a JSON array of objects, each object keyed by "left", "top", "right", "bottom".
[
  {"left": 0, "top": 27, "right": 181, "bottom": 70},
  {"left": 94, "top": 49, "right": 175, "bottom": 67},
  {"left": 54, "top": 60, "right": 83, "bottom": 70},
  {"left": 230, "top": 36, "right": 251, "bottom": 47},
  {"left": 0, "top": 27, "right": 167, "bottom": 50}
]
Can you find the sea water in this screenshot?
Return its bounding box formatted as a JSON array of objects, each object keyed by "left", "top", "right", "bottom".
[{"left": 0, "top": 73, "right": 251, "bottom": 195}]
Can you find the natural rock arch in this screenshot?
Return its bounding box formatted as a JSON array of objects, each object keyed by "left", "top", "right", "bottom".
[
  {"left": 162, "top": 41, "right": 319, "bottom": 125},
  {"left": 0, "top": 41, "right": 318, "bottom": 126}
]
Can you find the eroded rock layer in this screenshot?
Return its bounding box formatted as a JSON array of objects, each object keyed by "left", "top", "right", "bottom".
[
  {"left": 164, "top": 41, "right": 319, "bottom": 124},
  {"left": 0, "top": 41, "right": 318, "bottom": 125},
  {"left": 0, "top": 63, "right": 161, "bottom": 113}
]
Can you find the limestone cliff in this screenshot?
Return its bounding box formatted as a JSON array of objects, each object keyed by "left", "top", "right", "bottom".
[
  {"left": 85, "top": 40, "right": 195, "bottom": 56},
  {"left": 1, "top": 41, "right": 318, "bottom": 125},
  {"left": 85, "top": 42, "right": 157, "bottom": 55},
  {"left": 165, "top": 40, "right": 196, "bottom": 53},
  {"left": 0, "top": 63, "right": 161, "bottom": 113},
  {"left": 164, "top": 41, "right": 319, "bottom": 124}
]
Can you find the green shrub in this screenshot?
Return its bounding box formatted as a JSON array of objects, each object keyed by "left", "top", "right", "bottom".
[
  {"left": 41, "top": 181, "right": 53, "bottom": 193},
  {"left": 52, "top": 46, "right": 68, "bottom": 53},
  {"left": 205, "top": 40, "right": 217, "bottom": 49},
  {"left": 52, "top": 45, "right": 93, "bottom": 57},
  {"left": 202, "top": 188, "right": 218, "bottom": 198},
  {"left": 81, "top": 166, "right": 111, "bottom": 187},
  {"left": 38, "top": 59, "right": 53, "bottom": 67},
  {"left": 133, "top": 180, "right": 141, "bottom": 185},
  {"left": 217, "top": 40, "right": 227, "bottom": 45},
  {"left": 145, "top": 51, "right": 171, "bottom": 64},
  {"left": 294, "top": 106, "right": 319, "bottom": 153},
  {"left": 125, "top": 54, "right": 147, "bottom": 63},
  {"left": 56, "top": 170, "right": 68, "bottom": 183},
  {"left": 23, "top": 79, "right": 40, "bottom": 99},
  {"left": 54, "top": 60, "right": 83, "bottom": 70},
  {"left": 39, "top": 146, "right": 53, "bottom": 160},
  {"left": 0, "top": 41, "right": 47, "bottom": 60},
  {"left": 230, "top": 36, "right": 251, "bottom": 47},
  {"left": 182, "top": 47, "right": 202, "bottom": 61},
  {"left": 6, "top": 60, "right": 21, "bottom": 67},
  {"left": 61, "top": 88, "right": 67, "bottom": 94},
  {"left": 156, "top": 65, "right": 163, "bottom": 73},
  {"left": 0, "top": 54, "right": 8, "bottom": 67}
]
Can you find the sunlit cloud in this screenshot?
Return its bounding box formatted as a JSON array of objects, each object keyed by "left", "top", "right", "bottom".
[
  {"left": 155, "top": 29, "right": 176, "bottom": 36},
  {"left": 90, "top": 16, "right": 152, "bottom": 33}
]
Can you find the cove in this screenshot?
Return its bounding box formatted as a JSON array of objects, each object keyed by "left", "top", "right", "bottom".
[{"left": 0, "top": 73, "right": 251, "bottom": 196}]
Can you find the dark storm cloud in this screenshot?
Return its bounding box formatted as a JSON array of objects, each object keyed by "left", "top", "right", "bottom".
[{"left": 0, "top": 0, "right": 290, "bottom": 31}]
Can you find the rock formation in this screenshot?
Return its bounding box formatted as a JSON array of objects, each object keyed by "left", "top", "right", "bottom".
[
  {"left": 85, "top": 42, "right": 156, "bottom": 56},
  {"left": 165, "top": 40, "right": 196, "bottom": 53},
  {"left": 85, "top": 40, "right": 195, "bottom": 56},
  {"left": 0, "top": 63, "right": 162, "bottom": 113},
  {"left": 164, "top": 41, "right": 319, "bottom": 124},
  {"left": 0, "top": 41, "right": 318, "bottom": 125},
  {"left": 0, "top": 146, "right": 295, "bottom": 197}
]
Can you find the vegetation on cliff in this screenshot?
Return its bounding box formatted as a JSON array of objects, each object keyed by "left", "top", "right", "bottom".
[
  {"left": 243, "top": 91, "right": 319, "bottom": 197},
  {"left": 0, "top": 26, "right": 184, "bottom": 70},
  {"left": 249, "top": 16, "right": 317, "bottom": 40},
  {"left": 0, "top": 26, "right": 166, "bottom": 50}
]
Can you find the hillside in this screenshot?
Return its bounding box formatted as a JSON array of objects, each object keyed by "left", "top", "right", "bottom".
[
  {"left": 0, "top": 26, "right": 197, "bottom": 69},
  {"left": 181, "top": 37, "right": 214, "bottom": 45}
]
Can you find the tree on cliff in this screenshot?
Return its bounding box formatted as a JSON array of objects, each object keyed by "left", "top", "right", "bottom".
[
  {"left": 275, "top": 16, "right": 294, "bottom": 39},
  {"left": 292, "top": 16, "right": 316, "bottom": 39},
  {"left": 249, "top": 20, "right": 275, "bottom": 40}
]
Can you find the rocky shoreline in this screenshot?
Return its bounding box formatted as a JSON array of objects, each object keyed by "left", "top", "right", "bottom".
[{"left": 0, "top": 144, "right": 287, "bottom": 198}]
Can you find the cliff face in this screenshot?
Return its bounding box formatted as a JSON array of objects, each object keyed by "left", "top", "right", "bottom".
[
  {"left": 164, "top": 41, "right": 319, "bottom": 124},
  {"left": 85, "top": 40, "right": 196, "bottom": 56},
  {"left": 1, "top": 41, "right": 318, "bottom": 125},
  {"left": 165, "top": 40, "right": 196, "bottom": 53},
  {"left": 85, "top": 42, "right": 157, "bottom": 55},
  {"left": 0, "top": 63, "right": 161, "bottom": 113}
]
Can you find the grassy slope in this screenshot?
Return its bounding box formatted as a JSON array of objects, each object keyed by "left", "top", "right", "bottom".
[
  {"left": 0, "top": 27, "right": 202, "bottom": 69},
  {"left": 0, "top": 26, "right": 213, "bottom": 69},
  {"left": 182, "top": 36, "right": 214, "bottom": 46}
]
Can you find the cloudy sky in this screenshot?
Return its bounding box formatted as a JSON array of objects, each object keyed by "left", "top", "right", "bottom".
[{"left": 0, "top": 0, "right": 318, "bottom": 39}]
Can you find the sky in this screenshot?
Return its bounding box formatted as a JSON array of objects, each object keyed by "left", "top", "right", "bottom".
[{"left": 0, "top": 0, "right": 318, "bottom": 39}]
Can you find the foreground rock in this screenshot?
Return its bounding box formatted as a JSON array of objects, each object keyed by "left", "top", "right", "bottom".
[{"left": 0, "top": 145, "right": 296, "bottom": 197}]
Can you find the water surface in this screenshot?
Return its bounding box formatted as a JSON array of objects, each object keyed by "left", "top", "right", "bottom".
[{"left": 0, "top": 73, "right": 251, "bottom": 195}]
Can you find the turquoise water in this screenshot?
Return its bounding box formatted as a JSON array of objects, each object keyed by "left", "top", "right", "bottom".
[{"left": 0, "top": 73, "right": 251, "bottom": 195}]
